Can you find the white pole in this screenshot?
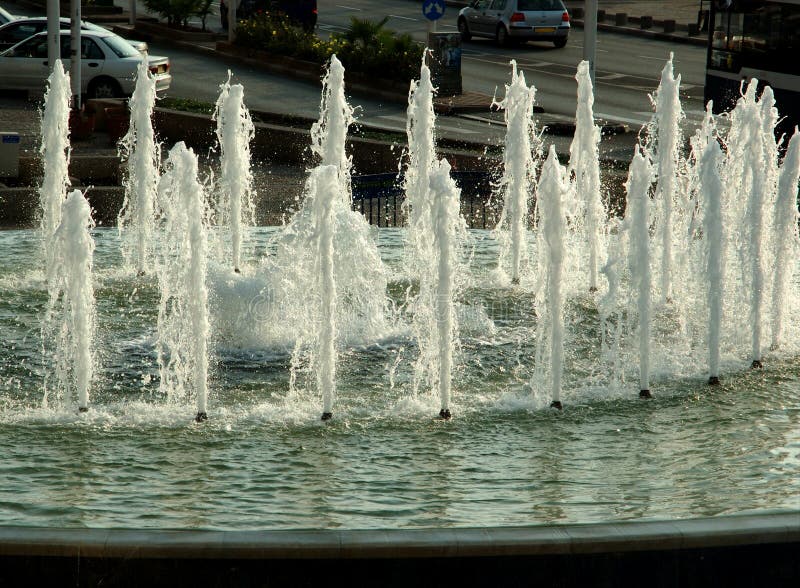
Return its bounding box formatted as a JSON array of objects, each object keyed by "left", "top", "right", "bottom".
[
  {"left": 129, "top": 0, "right": 137, "bottom": 26},
  {"left": 47, "top": 0, "right": 59, "bottom": 69},
  {"left": 70, "top": 0, "right": 81, "bottom": 109},
  {"left": 583, "top": 0, "right": 598, "bottom": 86}
]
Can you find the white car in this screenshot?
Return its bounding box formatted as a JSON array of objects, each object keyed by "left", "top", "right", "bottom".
[
  {"left": 0, "top": 17, "right": 149, "bottom": 54},
  {"left": 0, "top": 29, "right": 171, "bottom": 99}
]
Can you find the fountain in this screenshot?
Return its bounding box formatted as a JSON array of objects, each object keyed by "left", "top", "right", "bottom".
[
  {"left": 155, "top": 142, "right": 210, "bottom": 422},
  {"left": 493, "top": 60, "right": 540, "bottom": 286},
  {"left": 0, "top": 54, "right": 798, "bottom": 558},
  {"left": 118, "top": 58, "right": 160, "bottom": 277},
  {"left": 213, "top": 73, "right": 255, "bottom": 274}
]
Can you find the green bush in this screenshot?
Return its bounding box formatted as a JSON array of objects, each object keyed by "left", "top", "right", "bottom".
[
  {"left": 234, "top": 13, "right": 424, "bottom": 84},
  {"left": 143, "top": 0, "right": 214, "bottom": 28}
]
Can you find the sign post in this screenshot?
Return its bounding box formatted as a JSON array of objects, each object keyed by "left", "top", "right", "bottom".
[
  {"left": 423, "top": 0, "right": 461, "bottom": 97},
  {"left": 422, "top": 0, "right": 446, "bottom": 34}
]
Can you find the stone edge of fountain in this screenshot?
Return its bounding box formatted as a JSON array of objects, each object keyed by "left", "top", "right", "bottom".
[{"left": 0, "top": 512, "right": 796, "bottom": 584}]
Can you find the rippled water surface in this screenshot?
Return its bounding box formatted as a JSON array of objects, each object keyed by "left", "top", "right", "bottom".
[{"left": 1, "top": 228, "right": 798, "bottom": 530}]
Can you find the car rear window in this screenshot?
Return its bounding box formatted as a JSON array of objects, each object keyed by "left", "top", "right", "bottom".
[
  {"left": 518, "top": 0, "right": 564, "bottom": 10},
  {"left": 101, "top": 34, "right": 139, "bottom": 58}
]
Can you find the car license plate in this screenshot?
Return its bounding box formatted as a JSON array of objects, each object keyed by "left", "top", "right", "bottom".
[{"left": 535, "top": 27, "right": 556, "bottom": 33}]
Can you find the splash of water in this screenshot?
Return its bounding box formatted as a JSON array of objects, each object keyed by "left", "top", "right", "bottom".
[
  {"left": 699, "top": 129, "right": 725, "bottom": 382},
  {"left": 311, "top": 55, "right": 354, "bottom": 190},
  {"left": 568, "top": 60, "right": 605, "bottom": 292},
  {"left": 534, "top": 146, "right": 567, "bottom": 406},
  {"left": 648, "top": 53, "right": 684, "bottom": 304},
  {"left": 312, "top": 166, "right": 339, "bottom": 417},
  {"left": 39, "top": 60, "right": 72, "bottom": 406},
  {"left": 770, "top": 128, "right": 800, "bottom": 349},
  {"left": 155, "top": 142, "right": 210, "bottom": 419},
  {"left": 494, "top": 60, "right": 540, "bottom": 284},
  {"left": 403, "top": 56, "right": 437, "bottom": 274},
  {"left": 625, "top": 146, "right": 653, "bottom": 395},
  {"left": 119, "top": 58, "right": 160, "bottom": 276},
  {"left": 429, "top": 159, "right": 465, "bottom": 415},
  {"left": 214, "top": 72, "right": 255, "bottom": 273},
  {"left": 45, "top": 190, "right": 95, "bottom": 411},
  {"left": 39, "top": 60, "right": 71, "bottom": 243},
  {"left": 261, "top": 56, "right": 387, "bottom": 413}
]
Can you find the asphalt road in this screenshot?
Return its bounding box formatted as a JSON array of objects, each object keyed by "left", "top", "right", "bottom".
[
  {"left": 2, "top": 0, "right": 707, "bottom": 155},
  {"left": 316, "top": 0, "right": 708, "bottom": 128}
]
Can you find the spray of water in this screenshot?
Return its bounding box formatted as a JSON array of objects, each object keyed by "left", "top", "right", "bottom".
[
  {"left": 494, "top": 60, "right": 540, "bottom": 285},
  {"left": 155, "top": 142, "right": 210, "bottom": 419},
  {"left": 699, "top": 131, "right": 725, "bottom": 382},
  {"left": 214, "top": 72, "right": 255, "bottom": 273},
  {"left": 311, "top": 55, "right": 354, "bottom": 189},
  {"left": 568, "top": 60, "right": 605, "bottom": 292},
  {"left": 770, "top": 128, "right": 800, "bottom": 349},
  {"left": 429, "top": 159, "right": 465, "bottom": 416},
  {"left": 625, "top": 146, "right": 654, "bottom": 395},
  {"left": 118, "top": 58, "right": 160, "bottom": 276},
  {"left": 647, "top": 53, "right": 684, "bottom": 304},
  {"left": 39, "top": 60, "right": 72, "bottom": 407},
  {"left": 46, "top": 190, "right": 96, "bottom": 411},
  {"left": 260, "top": 56, "right": 387, "bottom": 415},
  {"left": 312, "top": 166, "right": 339, "bottom": 417},
  {"left": 403, "top": 55, "right": 437, "bottom": 274},
  {"left": 533, "top": 146, "right": 567, "bottom": 406}
]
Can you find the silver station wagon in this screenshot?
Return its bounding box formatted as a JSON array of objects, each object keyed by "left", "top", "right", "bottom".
[{"left": 458, "top": 0, "right": 570, "bottom": 47}]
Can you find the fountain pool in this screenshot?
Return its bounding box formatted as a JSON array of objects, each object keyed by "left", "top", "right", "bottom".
[
  {"left": 1, "top": 226, "right": 799, "bottom": 530},
  {"left": 0, "top": 55, "right": 798, "bottom": 536}
]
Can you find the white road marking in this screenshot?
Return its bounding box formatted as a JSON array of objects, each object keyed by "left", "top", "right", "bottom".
[
  {"left": 596, "top": 111, "right": 650, "bottom": 126},
  {"left": 638, "top": 54, "right": 679, "bottom": 62},
  {"left": 389, "top": 14, "right": 418, "bottom": 21},
  {"left": 335, "top": 5, "right": 362, "bottom": 10},
  {"left": 597, "top": 73, "right": 627, "bottom": 80}
]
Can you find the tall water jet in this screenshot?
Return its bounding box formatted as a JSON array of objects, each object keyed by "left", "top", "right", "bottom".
[
  {"left": 403, "top": 55, "right": 437, "bottom": 275},
  {"left": 699, "top": 133, "right": 725, "bottom": 386},
  {"left": 494, "top": 60, "right": 539, "bottom": 285},
  {"left": 569, "top": 60, "right": 605, "bottom": 293},
  {"left": 156, "top": 142, "right": 210, "bottom": 421},
  {"left": 770, "top": 128, "right": 800, "bottom": 350},
  {"left": 266, "top": 56, "right": 387, "bottom": 416},
  {"left": 118, "top": 58, "right": 160, "bottom": 276},
  {"left": 625, "top": 147, "right": 653, "bottom": 398},
  {"left": 46, "top": 190, "right": 95, "bottom": 412},
  {"left": 39, "top": 60, "right": 72, "bottom": 406},
  {"left": 740, "top": 80, "right": 770, "bottom": 369},
  {"left": 39, "top": 60, "right": 71, "bottom": 255},
  {"left": 535, "top": 146, "right": 567, "bottom": 409},
  {"left": 429, "top": 159, "right": 464, "bottom": 419},
  {"left": 312, "top": 166, "right": 339, "bottom": 420},
  {"left": 402, "top": 56, "right": 444, "bottom": 399},
  {"left": 312, "top": 55, "right": 354, "bottom": 183},
  {"left": 648, "top": 53, "right": 684, "bottom": 304},
  {"left": 214, "top": 73, "right": 255, "bottom": 273}
]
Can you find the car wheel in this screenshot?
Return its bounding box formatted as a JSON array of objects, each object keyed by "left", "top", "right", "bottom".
[
  {"left": 87, "top": 77, "right": 122, "bottom": 99},
  {"left": 458, "top": 18, "right": 471, "bottom": 41},
  {"left": 496, "top": 24, "right": 509, "bottom": 47},
  {"left": 553, "top": 37, "right": 567, "bottom": 48}
]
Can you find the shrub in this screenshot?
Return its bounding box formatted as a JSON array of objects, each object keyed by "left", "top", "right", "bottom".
[
  {"left": 234, "top": 14, "right": 424, "bottom": 84},
  {"left": 143, "top": 0, "right": 213, "bottom": 28}
]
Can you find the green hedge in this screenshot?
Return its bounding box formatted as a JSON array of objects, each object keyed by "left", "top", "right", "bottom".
[{"left": 235, "top": 13, "right": 424, "bottom": 84}]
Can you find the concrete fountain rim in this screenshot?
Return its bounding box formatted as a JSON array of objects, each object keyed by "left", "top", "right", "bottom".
[{"left": 0, "top": 511, "right": 797, "bottom": 560}]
